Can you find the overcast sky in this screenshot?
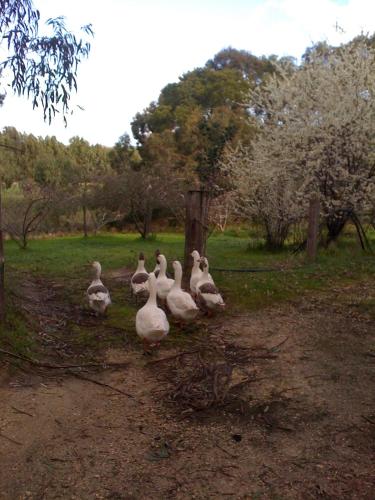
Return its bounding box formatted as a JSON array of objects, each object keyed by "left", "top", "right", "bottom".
[{"left": 0, "top": 0, "right": 374, "bottom": 147}]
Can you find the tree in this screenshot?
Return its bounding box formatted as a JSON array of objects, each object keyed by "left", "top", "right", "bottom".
[
  {"left": 67, "top": 137, "right": 111, "bottom": 237},
  {"left": 131, "top": 49, "right": 276, "bottom": 190},
  {"left": 221, "top": 145, "right": 302, "bottom": 249},
  {"left": 108, "top": 133, "right": 135, "bottom": 174},
  {"left": 122, "top": 155, "right": 185, "bottom": 239},
  {"left": 2, "top": 180, "right": 52, "bottom": 249},
  {"left": 223, "top": 36, "right": 375, "bottom": 248},
  {"left": 0, "top": 0, "right": 93, "bottom": 320}
]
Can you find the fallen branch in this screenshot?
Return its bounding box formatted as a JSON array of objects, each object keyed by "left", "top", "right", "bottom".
[
  {"left": 215, "top": 442, "right": 238, "bottom": 459},
  {"left": 268, "top": 336, "right": 289, "bottom": 352},
  {"left": 361, "top": 415, "right": 375, "bottom": 426},
  {"left": 69, "top": 372, "right": 143, "bottom": 404},
  {"left": 229, "top": 376, "right": 256, "bottom": 391},
  {"left": 249, "top": 353, "right": 278, "bottom": 360},
  {"left": 11, "top": 406, "right": 34, "bottom": 417},
  {"left": 146, "top": 350, "right": 200, "bottom": 365},
  {"left": 0, "top": 348, "right": 128, "bottom": 370},
  {"left": 0, "top": 432, "right": 23, "bottom": 445}
]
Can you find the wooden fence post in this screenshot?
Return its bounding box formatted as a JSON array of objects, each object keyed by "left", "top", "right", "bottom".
[
  {"left": 306, "top": 195, "right": 320, "bottom": 262},
  {"left": 183, "top": 190, "right": 209, "bottom": 284},
  {"left": 0, "top": 181, "right": 5, "bottom": 321}
]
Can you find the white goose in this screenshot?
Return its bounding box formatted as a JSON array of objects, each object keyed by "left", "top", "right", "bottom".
[
  {"left": 153, "top": 249, "right": 171, "bottom": 279},
  {"left": 155, "top": 254, "right": 174, "bottom": 302},
  {"left": 131, "top": 252, "right": 149, "bottom": 301},
  {"left": 190, "top": 250, "right": 213, "bottom": 297},
  {"left": 167, "top": 261, "right": 199, "bottom": 323},
  {"left": 196, "top": 257, "right": 225, "bottom": 314},
  {"left": 153, "top": 249, "right": 161, "bottom": 278},
  {"left": 136, "top": 272, "right": 169, "bottom": 352},
  {"left": 87, "top": 261, "right": 111, "bottom": 315}
]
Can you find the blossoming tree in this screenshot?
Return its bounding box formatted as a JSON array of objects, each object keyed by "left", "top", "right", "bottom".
[{"left": 222, "top": 37, "right": 375, "bottom": 248}]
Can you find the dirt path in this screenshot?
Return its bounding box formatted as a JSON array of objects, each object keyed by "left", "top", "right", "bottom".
[{"left": 1, "top": 281, "right": 375, "bottom": 499}]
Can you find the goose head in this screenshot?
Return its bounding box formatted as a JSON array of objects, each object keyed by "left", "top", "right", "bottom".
[
  {"left": 156, "top": 254, "right": 167, "bottom": 269},
  {"left": 200, "top": 257, "right": 209, "bottom": 271},
  {"left": 172, "top": 260, "right": 183, "bottom": 274},
  {"left": 191, "top": 250, "right": 200, "bottom": 263}
]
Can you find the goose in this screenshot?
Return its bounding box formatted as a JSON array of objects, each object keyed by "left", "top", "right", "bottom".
[
  {"left": 196, "top": 257, "right": 225, "bottom": 315},
  {"left": 131, "top": 252, "right": 149, "bottom": 302},
  {"left": 155, "top": 254, "right": 174, "bottom": 302},
  {"left": 153, "top": 262, "right": 161, "bottom": 278},
  {"left": 190, "top": 250, "right": 213, "bottom": 297},
  {"left": 153, "top": 249, "right": 172, "bottom": 279},
  {"left": 153, "top": 249, "right": 161, "bottom": 278},
  {"left": 136, "top": 272, "right": 169, "bottom": 352},
  {"left": 167, "top": 261, "right": 199, "bottom": 323},
  {"left": 87, "top": 261, "right": 111, "bottom": 315}
]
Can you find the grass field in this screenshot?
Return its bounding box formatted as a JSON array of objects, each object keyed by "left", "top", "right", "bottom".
[
  {"left": 2, "top": 227, "right": 375, "bottom": 355},
  {"left": 6, "top": 228, "right": 375, "bottom": 302}
]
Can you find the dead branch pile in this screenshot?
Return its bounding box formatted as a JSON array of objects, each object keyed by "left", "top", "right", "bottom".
[{"left": 154, "top": 342, "right": 256, "bottom": 411}]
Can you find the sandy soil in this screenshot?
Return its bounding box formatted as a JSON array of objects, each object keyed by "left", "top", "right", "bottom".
[{"left": 0, "top": 278, "right": 375, "bottom": 499}]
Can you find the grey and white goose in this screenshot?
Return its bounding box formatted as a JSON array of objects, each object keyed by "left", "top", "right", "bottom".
[
  {"left": 131, "top": 252, "right": 149, "bottom": 301},
  {"left": 196, "top": 257, "right": 225, "bottom": 315},
  {"left": 87, "top": 261, "right": 111, "bottom": 315}
]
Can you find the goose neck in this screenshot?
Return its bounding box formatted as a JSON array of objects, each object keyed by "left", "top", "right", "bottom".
[
  {"left": 136, "top": 260, "right": 146, "bottom": 273},
  {"left": 94, "top": 265, "right": 101, "bottom": 280},
  {"left": 158, "top": 257, "right": 167, "bottom": 277},
  {"left": 172, "top": 266, "right": 182, "bottom": 290},
  {"left": 147, "top": 275, "right": 157, "bottom": 306}
]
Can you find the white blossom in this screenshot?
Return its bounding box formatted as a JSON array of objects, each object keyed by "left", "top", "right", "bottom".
[{"left": 222, "top": 37, "right": 375, "bottom": 246}]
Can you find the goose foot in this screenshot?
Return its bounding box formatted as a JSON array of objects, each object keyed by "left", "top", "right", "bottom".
[{"left": 142, "top": 338, "right": 152, "bottom": 355}]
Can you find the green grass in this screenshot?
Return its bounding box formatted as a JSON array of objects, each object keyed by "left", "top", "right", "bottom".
[
  {"left": 5, "top": 230, "right": 375, "bottom": 305},
  {"left": 2, "top": 229, "right": 375, "bottom": 356},
  {"left": 0, "top": 301, "right": 36, "bottom": 358}
]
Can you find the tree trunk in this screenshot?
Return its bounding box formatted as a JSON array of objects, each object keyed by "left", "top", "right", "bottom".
[
  {"left": 142, "top": 206, "right": 153, "bottom": 239},
  {"left": 264, "top": 220, "right": 289, "bottom": 251},
  {"left": 0, "top": 182, "right": 5, "bottom": 322},
  {"left": 326, "top": 213, "right": 348, "bottom": 246},
  {"left": 183, "top": 190, "right": 209, "bottom": 284},
  {"left": 306, "top": 196, "right": 320, "bottom": 261},
  {"left": 82, "top": 203, "right": 88, "bottom": 238}
]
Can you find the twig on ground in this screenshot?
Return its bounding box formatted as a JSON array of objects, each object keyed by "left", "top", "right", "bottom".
[
  {"left": 249, "top": 353, "right": 278, "bottom": 360},
  {"left": 268, "top": 336, "right": 289, "bottom": 352},
  {"left": 11, "top": 406, "right": 34, "bottom": 417},
  {"left": 0, "top": 432, "right": 23, "bottom": 445},
  {"left": 215, "top": 442, "right": 238, "bottom": 459},
  {"left": 146, "top": 350, "right": 200, "bottom": 365},
  {"left": 361, "top": 415, "right": 375, "bottom": 426},
  {"left": 0, "top": 348, "right": 128, "bottom": 370},
  {"left": 69, "top": 372, "right": 143, "bottom": 404}
]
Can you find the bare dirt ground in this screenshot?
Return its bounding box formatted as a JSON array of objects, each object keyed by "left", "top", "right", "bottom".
[{"left": 0, "top": 275, "right": 375, "bottom": 499}]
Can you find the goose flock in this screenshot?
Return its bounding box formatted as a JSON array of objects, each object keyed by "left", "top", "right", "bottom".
[{"left": 87, "top": 250, "right": 225, "bottom": 353}]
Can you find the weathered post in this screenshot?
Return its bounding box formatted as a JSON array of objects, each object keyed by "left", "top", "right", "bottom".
[
  {"left": 183, "top": 189, "right": 210, "bottom": 284},
  {"left": 306, "top": 195, "right": 320, "bottom": 262},
  {"left": 0, "top": 181, "right": 5, "bottom": 321}
]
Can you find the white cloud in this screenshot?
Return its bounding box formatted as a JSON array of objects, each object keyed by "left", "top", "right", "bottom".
[{"left": 0, "top": 0, "right": 374, "bottom": 146}]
